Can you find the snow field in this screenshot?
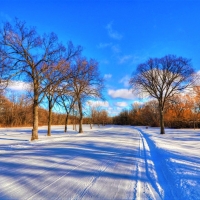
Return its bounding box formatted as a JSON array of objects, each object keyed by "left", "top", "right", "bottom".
[
  {"left": 0, "top": 125, "right": 149, "bottom": 199},
  {"left": 138, "top": 127, "right": 200, "bottom": 200},
  {"left": 0, "top": 125, "right": 200, "bottom": 199}
]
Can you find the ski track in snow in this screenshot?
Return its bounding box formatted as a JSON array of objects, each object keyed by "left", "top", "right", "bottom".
[{"left": 0, "top": 125, "right": 200, "bottom": 199}]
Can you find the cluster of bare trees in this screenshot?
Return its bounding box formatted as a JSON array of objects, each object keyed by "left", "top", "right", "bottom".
[
  {"left": 0, "top": 19, "right": 104, "bottom": 140},
  {"left": 86, "top": 102, "right": 112, "bottom": 128}
]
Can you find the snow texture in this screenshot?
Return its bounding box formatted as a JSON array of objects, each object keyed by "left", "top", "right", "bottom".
[{"left": 0, "top": 125, "right": 199, "bottom": 199}]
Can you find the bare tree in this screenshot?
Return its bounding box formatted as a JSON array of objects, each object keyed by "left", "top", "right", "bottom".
[
  {"left": 70, "top": 58, "right": 104, "bottom": 133},
  {"left": 55, "top": 62, "right": 77, "bottom": 133},
  {"left": 86, "top": 101, "right": 95, "bottom": 129},
  {"left": 86, "top": 101, "right": 103, "bottom": 128},
  {"left": 57, "top": 93, "right": 76, "bottom": 132},
  {"left": 43, "top": 48, "right": 81, "bottom": 136},
  {"left": 99, "top": 110, "right": 108, "bottom": 126},
  {"left": 0, "top": 19, "right": 64, "bottom": 139},
  {"left": 129, "top": 55, "right": 194, "bottom": 134},
  {"left": 43, "top": 61, "right": 65, "bottom": 136}
]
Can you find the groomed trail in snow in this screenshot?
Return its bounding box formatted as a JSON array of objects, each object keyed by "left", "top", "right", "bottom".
[{"left": 0, "top": 125, "right": 200, "bottom": 199}]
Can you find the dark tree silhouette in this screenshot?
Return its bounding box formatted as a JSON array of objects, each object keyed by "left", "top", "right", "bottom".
[{"left": 129, "top": 55, "right": 194, "bottom": 134}]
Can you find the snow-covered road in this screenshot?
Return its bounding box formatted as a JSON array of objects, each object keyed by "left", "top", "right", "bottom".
[{"left": 0, "top": 125, "right": 200, "bottom": 199}]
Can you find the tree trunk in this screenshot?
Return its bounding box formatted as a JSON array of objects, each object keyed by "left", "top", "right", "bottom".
[
  {"left": 47, "top": 106, "right": 52, "bottom": 136},
  {"left": 64, "top": 114, "right": 69, "bottom": 132},
  {"left": 90, "top": 119, "right": 93, "bottom": 129},
  {"left": 78, "top": 98, "right": 83, "bottom": 133},
  {"left": 31, "top": 84, "right": 39, "bottom": 140},
  {"left": 75, "top": 118, "right": 77, "bottom": 131},
  {"left": 72, "top": 109, "right": 75, "bottom": 130},
  {"left": 31, "top": 102, "right": 39, "bottom": 140},
  {"left": 159, "top": 107, "right": 165, "bottom": 134}
]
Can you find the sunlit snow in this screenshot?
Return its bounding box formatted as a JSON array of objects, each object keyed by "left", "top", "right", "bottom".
[{"left": 0, "top": 125, "right": 199, "bottom": 199}]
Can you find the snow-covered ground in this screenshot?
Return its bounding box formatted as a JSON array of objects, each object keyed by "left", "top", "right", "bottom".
[{"left": 0, "top": 125, "right": 199, "bottom": 199}]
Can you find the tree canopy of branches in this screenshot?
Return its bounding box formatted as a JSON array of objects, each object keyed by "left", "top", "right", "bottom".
[
  {"left": 129, "top": 55, "right": 194, "bottom": 134},
  {"left": 43, "top": 60, "right": 71, "bottom": 136},
  {"left": 57, "top": 91, "right": 76, "bottom": 133},
  {"left": 70, "top": 58, "right": 104, "bottom": 133}
]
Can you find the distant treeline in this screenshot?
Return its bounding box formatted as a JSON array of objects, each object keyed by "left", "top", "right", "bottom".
[
  {"left": 0, "top": 93, "right": 112, "bottom": 128},
  {"left": 0, "top": 93, "right": 67, "bottom": 127},
  {"left": 113, "top": 93, "right": 200, "bottom": 129}
]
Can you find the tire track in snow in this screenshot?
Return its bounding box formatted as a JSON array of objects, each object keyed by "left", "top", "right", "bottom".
[
  {"left": 140, "top": 128, "right": 182, "bottom": 200},
  {"left": 135, "top": 129, "right": 162, "bottom": 200},
  {"left": 76, "top": 160, "right": 112, "bottom": 199},
  {"left": 27, "top": 158, "right": 87, "bottom": 200},
  {"left": 132, "top": 136, "right": 140, "bottom": 200},
  {"left": 27, "top": 152, "right": 118, "bottom": 199},
  {"left": 77, "top": 152, "right": 136, "bottom": 199},
  {"left": 65, "top": 127, "right": 138, "bottom": 200}
]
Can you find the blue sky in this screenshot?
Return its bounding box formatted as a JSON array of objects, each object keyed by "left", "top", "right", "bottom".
[{"left": 1, "top": 0, "right": 200, "bottom": 115}]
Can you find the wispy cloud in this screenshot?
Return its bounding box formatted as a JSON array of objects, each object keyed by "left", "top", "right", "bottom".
[
  {"left": 132, "top": 101, "right": 144, "bottom": 106},
  {"left": 106, "top": 22, "right": 123, "bottom": 40},
  {"left": 97, "top": 42, "right": 112, "bottom": 49},
  {"left": 117, "top": 54, "right": 148, "bottom": 65},
  {"left": 111, "top": 45, "right": 121, "bottom": 53},
  {"left": 87, "top": 100, "right": 110, "bottom": 108},
  {"left": 104, "top": 74, "right": 112, "bottom": 79},
  {"left": 119, "top": 75, "right": 130, "bottom": 87},
  {"left": 100, "top": 59, "right": 110, "bottom": 65},
  {"left": 7, "top": 81, "right": 31, "bottom": 91},
  {"left": 108, "top": 89, "right": 136, "bottom": 100},
  {"left": 115, "top": 101, "right": 128, "bottom": 107},
  {"left": 118, "top": 55, "right": 133, "bottom": 64}
]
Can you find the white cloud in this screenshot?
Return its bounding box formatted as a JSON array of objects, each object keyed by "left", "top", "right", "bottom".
[
  {"left": 106, "top": 22, "right": 123, "bottom": 40},
  {"left": 132, "top": 100, "right": 143, "bottom": 105},
  {"left": 108, "top": 89, "right": 136, "bottom": 100},
  {"left": 116, "top": 106, "right": 123, "bottom": 111},
  {"left": 87, "top": 100, "right": 110, "bottom": 108},
  {"left": 97, "top": 42, "right": 112, "bottom": 49},
  {"left": 115, "top": 102, "right": 128, "bottom": 107},
  {"left": 7, "top": 81, "right": 31, "bottom": 91},
  {"left": 119, "top": 75, "right": 130, "bottom": 87},
  {"left": 100, "top": 59, "right": 109, "bottom": 65},
  {"left": 131, "top": 101, "right": 144, "bottom": 107},
  {"left": 111, "top": 45, "right": 121, "bottom": 53},
  {"left": 118, "top": 55, "right": 133, "bottom": 64},
  {"left": 104, "top": 74, "right": 112, "bottom": 79}
]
